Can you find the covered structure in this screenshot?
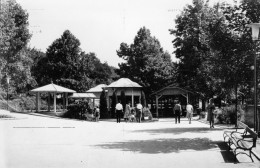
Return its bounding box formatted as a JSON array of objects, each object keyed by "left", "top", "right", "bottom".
[
  {"left": 151, "top": 85, "right": 196, "bottom": 118},
  {"left": 105, "top": 78, "right": 142, "bottom": 109},
  {"left": 70, "top": 93, "right": 96, "bottom": 99},
  {"left": 30, "top": 83, "right": 76, "bottom": 113},
  {"left": 86, "top": 84, "right": 107, "bottom": 106},
  {"left": 70, "top": 93, "right": 96, "bottom": 108}
]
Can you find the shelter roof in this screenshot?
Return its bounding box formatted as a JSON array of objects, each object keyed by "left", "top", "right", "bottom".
[
  {"left": 86, "top": 84, "right": 107, "bottom": 93},
  {"left": 151, "top": 85, "right": 193, "bottom": 96},
  {"left": 70, "top": 93, "right": 96, "bottom": 98},
  {"left": 30, "top": 83, "right": 76, "bottom": 93},
  {"left": 106, "top": 78, "right": 142, "bottom": 88}
]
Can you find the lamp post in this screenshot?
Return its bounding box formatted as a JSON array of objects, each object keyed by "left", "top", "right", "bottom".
[
  {"left": 247, "top": 23, "right": 260, "bottom": 136},
  {"left": 6, "top": 75, "right": 10, "bottom": 111}
]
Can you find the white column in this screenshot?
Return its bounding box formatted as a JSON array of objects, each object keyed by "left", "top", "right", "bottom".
[
  {"left": 54, "top": 92, "right": 56, "bottom": 113},
  {"left": 65, "top": 92, "right": 68, "bottom": 107},
  {"left": 48, "top": 92, "right": 51, "bottom": 112},
  {"left": 36, "top": 92, "right": 40, "bottom": 112},
  {"left": 132, "top": 88, "right": 134, "bottom": 107},
  {"left": 63, "top": 93, "right": 65, "bottom": 112},
  {"left": 156, "top": 96, "right": 159, "bottom": 118}
]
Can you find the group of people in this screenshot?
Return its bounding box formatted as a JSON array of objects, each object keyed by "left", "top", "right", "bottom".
[
  {"left": 86, "top": 106, "right": 100, "bottom": 122},
  {"left": 173, "top": 101, "right": 193, "bottom": 124},
  {"left": 91, "top": 99, "right": 216, "bottom": 127},
  {"left": 173, "top": 99, "right": 216, "bottom": 128},
  {"left": 115, "top": 101, "right": 152, "bottom": 123}
]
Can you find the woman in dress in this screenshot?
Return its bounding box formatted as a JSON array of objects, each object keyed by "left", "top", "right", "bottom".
[{"left": 124, "top": 102, "right": 131, "bottom": 122}]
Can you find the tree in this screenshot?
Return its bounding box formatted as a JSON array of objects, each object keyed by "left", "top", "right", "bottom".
[
  {"left": 170, "top": 0, "right": 217, "bottom": 98},
  {"left": 111, "top": 91, "right": 117, "bottom": 118},
  {"left": 171, "top": 0, "right": 259, "bottom": 105},
  {"left": 0, "top": 0, "right": 35, "bottom": 93},
  {"left": 42, "top": 30, "right": 81, "bottom": 90},
  {"left": 117, "top": 27, "right": 176, "bottom": 96},
  {"left": 141, "top": 91, "right": 147, "bottom": 107},
  {"left": 100, "top": 89, "right": 109, "bottom": 118}
]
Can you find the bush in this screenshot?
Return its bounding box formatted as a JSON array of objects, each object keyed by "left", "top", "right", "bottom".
[
  {"left": 63, "top": 100, "right": 90, "bottom": 120},
  {"left": 0, "top": 91, "right": 6, "bottom": 100},
  {"left": 100, "top": 89, "right": 109, "bottom": 118}
]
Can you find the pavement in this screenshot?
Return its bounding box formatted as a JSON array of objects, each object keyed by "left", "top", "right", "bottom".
[{"left": 0, "top": 111, "right": 260, "bottom": 168}]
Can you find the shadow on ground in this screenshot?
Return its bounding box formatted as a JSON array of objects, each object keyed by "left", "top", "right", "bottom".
[
  {"left": 94, "top": 138, "right": 236, "bottom": 163},
  {"left": 130, "top": 127, "right": 223, "bottom": 135}
]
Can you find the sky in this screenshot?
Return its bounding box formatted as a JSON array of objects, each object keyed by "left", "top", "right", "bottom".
[{"left": 16, "top": 0, "right": 235, "bottom": 67}]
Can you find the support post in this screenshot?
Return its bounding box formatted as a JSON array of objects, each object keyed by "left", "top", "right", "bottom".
[
  {"left": 156, "top": 96, "right": 159, "bottom": 119},
  {"left": 36, "top": 92, "right": 40, "bottom": 112},
  {"left": 254, "top": 41, "right": 258, "bottom": 133},
  {"left": 63, "top": 92, "right": 65, "bottom": 112},
  {"left": 132, "top": 88, "right": 134, "bottom": 108},
  {"left": 54, "top": 92, "right": 56, "bottom": 114},
  {"left": 65, "top": 92, "right": 68, "bottom": 107},
  {"left": 48, "top": 92, "right": 51, "bottom": 112}
]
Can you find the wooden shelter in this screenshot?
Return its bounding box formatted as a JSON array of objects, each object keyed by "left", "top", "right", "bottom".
[
  {"left": 30, "top": 83, "right": 76, "bottom": 113},
  {"left": 86, "top": 84, "right": 107, "bottom": 106},
  {"left": 105, "top": 78, "right": 142, "bottom": 109},
  {"left": 70, "top": 93, "right": 96, "bottom": 99},
  {"left": 151, "top": 85, "right": 196, "bottom": 118}
]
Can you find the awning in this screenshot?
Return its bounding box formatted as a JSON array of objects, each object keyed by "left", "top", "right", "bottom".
[{"left": 70, "top": 93, "right": 96, "bottom": 99}]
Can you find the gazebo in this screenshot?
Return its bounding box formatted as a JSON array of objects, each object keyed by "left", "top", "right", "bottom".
[
  {"left": 70, "top": 93, "right": 96, "bottom": 99},
  {"left": 151, "top": 85, "right": 195, "bottom": 118},
  {"left": 105, "top": 78, "right": 142, "bottom": 109},
  {"left": 70, "top": 92, "right": 96, "bottom": 108},
  {"left": 30, "top": 83, "right": 76, "bottom": 113},
  {"left": 86, "top": 84, "right": 107, "bottom": 106}
]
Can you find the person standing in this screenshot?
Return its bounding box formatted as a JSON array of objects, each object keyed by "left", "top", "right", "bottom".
[
  {"left": 115, "top": 101, "right": 123, "bottom": 123},
  {"left": 186, "top": 102, "right": 193, "bottom": 124},
  {"left": 124, "top": 102, "right": 131, "bottom": 122},
  {"left": 207, "top": 98, "right": 215, "bottom": 128},
  {"left": 173, "top": 101, "right": 182, "bottom": 124},
  {"left": 136, "top": 102, "right": 143, "bottom": 123},
  {"left": 95, "top": 106, "right": 100, "bottom": 122}
]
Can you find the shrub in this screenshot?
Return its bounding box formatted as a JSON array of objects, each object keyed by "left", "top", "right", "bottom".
[
  {"left": 100, "top": 89, "right": 109, "bottom": 118},
  {"left": 63, "top": 100, "right": 90, "bottom": 120}
]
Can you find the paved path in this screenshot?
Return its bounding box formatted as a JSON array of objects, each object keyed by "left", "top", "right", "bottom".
[{"left": 0, "top": 113, "right": 259, "bottom": 168}]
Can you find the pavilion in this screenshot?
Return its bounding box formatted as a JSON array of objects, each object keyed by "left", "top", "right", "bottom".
[
  {"left": 105, "top": 78, "right": 142, "bottom": 109},
  {"left": 151, "top": 85, "right": 196, "bottom": 118},
  {"left": 86, "top": 84, "right": 107, "bottom": 106},
  {"left": 30, "top": 83, "right": 76, "bottom": 113}
]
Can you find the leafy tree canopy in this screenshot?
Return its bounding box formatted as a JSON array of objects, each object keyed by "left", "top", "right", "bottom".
[
  {"left": 0, "top": 0, "right": 35, "bottom": 93},
  {"left": 117, "top": 27, "right": 176, "bottom": 95}
]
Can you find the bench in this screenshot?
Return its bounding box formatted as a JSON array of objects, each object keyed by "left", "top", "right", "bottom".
[{"left": 223, "top": 121, "right": 258, "bottom": 162}]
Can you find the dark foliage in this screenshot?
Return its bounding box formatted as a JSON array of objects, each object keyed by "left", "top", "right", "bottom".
[
  {"left": 100, "top": 89, "right": 109, "bottom": 118},
  {"left": 63, "top": 100, "right": 90, "bottom": 120}
]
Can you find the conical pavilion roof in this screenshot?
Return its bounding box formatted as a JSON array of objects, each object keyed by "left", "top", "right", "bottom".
[
  {"left": 30, "top": 83, "right": 76, "bottom": 93},
  {"left": 106, "top": 78, "right": 142, "bottom": 88},
  {"left": 86, "top": 84, "right": 107, "bottom": 93}
]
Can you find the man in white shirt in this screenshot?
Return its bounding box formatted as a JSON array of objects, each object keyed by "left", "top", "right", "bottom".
[
  {"left": 136, "top": 102, "right": 143, "bottom": 123},
  {"left": 186, "top": 102, "right": 193, "bottom": 124},
  {"left": 115, "top": 101, "right": 123, "bottom": 123}
]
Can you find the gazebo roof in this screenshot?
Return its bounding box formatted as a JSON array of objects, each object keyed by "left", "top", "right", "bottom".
[
  {"left": 86, "top": 84, "right": 107, "bottom": 93},
  {"left": 30, "top": 83, "right": 76, "bottom": 93},
  {"left": 151, "top": 85, "right": 193, "bottom": 96},
  {"left": 70, "top": 93, "right": 96, "bottom": 98},
  {"left": 106, "top": 78, "right": 142, "bottom": 88}
]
